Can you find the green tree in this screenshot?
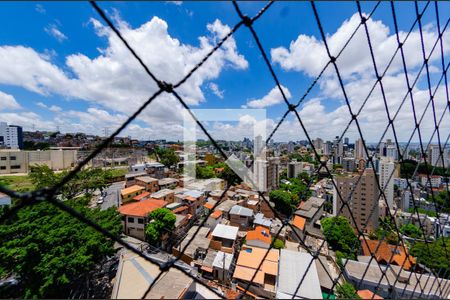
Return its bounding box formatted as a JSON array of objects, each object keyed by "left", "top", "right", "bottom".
[
  {"left": 218, "top": 164, "right": 242, "bottom": 186},
  {"left": 400, "top": 223, "right": 422, "bottom": 239},
  {"left": 196, "top": 165, "right": 215, "bottom": 179},
  {"left": 269, "top": 190, "right": 295, "bottom": 216},
  {"left": 145, "top": 208, "right": 176, "bottom": 246},
  {"left": 321, "top": 216, "right": 359, "bottom": 259},
  {"left": 0, "top": 199, "right": 121, "bottom": 298},
  {"left": 272, "top": 238, "right": 285, "bottom": 249},
  {"left": 336, "top": 282, "right": 361, "bottom": 299},
  {"left": 155, "top": 147, "right": 179, "bottom": 168},
  {"left": 410, "top": 238, "right": 450, "bottom": 279}
]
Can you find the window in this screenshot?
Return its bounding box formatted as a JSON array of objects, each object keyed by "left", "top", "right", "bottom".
[
  {"left": 10, "top": 156, "right": 16, "bottom": 160},
  {"left": 127, "top": 217, "right": 134, "bottom": 223},
  {"left": 138, "top": 218, "right": 144, "bottom": 224},
  {"left": 0, "top": 166, "right": 5, "bottom": 170},
  {"left": 11, "top": 165, "right": 21, "bottom": 169},
  {"left": 0, "top": 157, "right": 6, "bottom": 161}
]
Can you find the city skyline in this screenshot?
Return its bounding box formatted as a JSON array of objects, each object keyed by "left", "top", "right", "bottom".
[{"left": 0, "top": 2, "right": 448, "bottom": 142}]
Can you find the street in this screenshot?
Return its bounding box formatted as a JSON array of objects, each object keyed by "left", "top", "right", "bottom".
[{"left": 101, "top": 181, "right": 124, "bottom": 210}]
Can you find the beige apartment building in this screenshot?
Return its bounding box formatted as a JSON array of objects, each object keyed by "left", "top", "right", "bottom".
[
  {"left": 333, "top": 168, "right": 380, "bottom": 233},
  {"left": 0, "top": 149, "right": 77, "bottom": 174}
]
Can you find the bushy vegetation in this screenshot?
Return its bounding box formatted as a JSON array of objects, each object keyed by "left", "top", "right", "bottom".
[
  {"left": 322, "top": 216, "right": 359, "bottom": 260},
  {"left": 336, "top": 282, "right": 361, "bottom": 299},
  {"left": 400, "top": 159, "right": 448, "bottom": 178},
  {"left": 272, "top": 238, "right": 285, "bottom": 249},
  {"left": 410, "top": 238, "right": 450, "bottom": 279},
  {"left": 145, "top": 208, "right": 176, "bottom": 246}
]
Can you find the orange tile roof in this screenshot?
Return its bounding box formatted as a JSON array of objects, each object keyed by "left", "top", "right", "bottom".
[
  {"left": 133, "top": 191, "right": 150, "bottom": 201},
  {"left": 118, "top": 199, "right": 167, "bottom": 217},
  {"left": 173, "top": 206, "right": 188, "bottom": 214},
  {"left": 185, "top": 196, "right": 197, "bottom": 202},
  {"left": 204, "top": 202, "right": 214, "bottom": 209},
  {"left": 292, "top": 215, "right": 306, "bottom": 230},
  {"left": 233, "top": 246, "right": 279, "bottom": 283},
  {"left": 357, "top": 290, "right": 383, "bottom": 299},
  {"left": 121, "top": 185, "right": 144, "bottom": 196},
  {"left": 246, "top": 226, "right": 271, "bottom": 245},
  {"left": 361, "top": 240, "right": 416, "bottom": 270},
  {"left": 210, "top": 210, "right": 222, "bottom": 219}
]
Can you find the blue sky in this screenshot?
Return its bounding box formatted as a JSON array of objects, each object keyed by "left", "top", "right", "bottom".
[{"left": 0, "top": 1, "right": 448, "bottom": 143}]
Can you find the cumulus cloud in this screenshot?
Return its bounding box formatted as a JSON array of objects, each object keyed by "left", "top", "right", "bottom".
[
  {"left": 44, "top": 24, "right": 68, "bottom": 42},
  {"left": 35, "top": 4, "right": 46, "bottom": 14},
  {"left": 243, "top": 85, "right": 291, "bottom": 109},
  {"left": 36, "top": 101, "right": 62, "bottom": 112},
  {"left": 208, "top": 82, "right": 224, "bottom": 99},
  {"left": 0, "top": 15, "right": 248, "bottom": 138},
  {"left": 0, "top": 91, "right": 21, "bottom": 110},
  {"left": 270, "top": 12, "right": 450, "bottom": 142}
]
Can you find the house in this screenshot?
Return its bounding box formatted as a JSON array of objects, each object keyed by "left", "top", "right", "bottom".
[
  {"left": 125, "top": 171, "right": 148, "bottom": 187},
  {"left": 216, "top": 199, "right": 239, "bottom": 219},
  {"left": 246, "top": 226, "right": 272, "bottom": 249},
  {"left": 135, "top": 176, "right": 159, "bottom": 193},
  {"left": 205, "top": 210, "right": 223, "bottom": 230},
  {"left": 151, "top": 189, "right": 175, "bottom": 203},
  {"left": 343, "top": 259, "right": 450, "bottom": 299},
  {"left": 229, "top": 205, "right": 254, "bottom": 230},
  {"left": 145, "top": 162, "right": 165, "bottom": 179},
  {"left": 0, "top": 192, "right": 11, "bottom": 206},
  {"left": 158, "top": 177, "right": 179, "bottom": 190},
  {"left": 294, "top": 197, "right": 324, "bottom": 229},
  {"left": 254, "top": 213, "right": 272, "bottom": 229},
  {"left": 212, "top": 251, "right": 233, "bottom": 282},
  {"left": 121, "top": 185, "right": 145, "bottom": 204},
  {"left": 232, "top": 246, "right": 279, "bottom": 297},
  {"left": 172, "top": 226, "right": 211, "bottom": 265},
  {"left": 132, "top": 191, "right": 152, "bottom": 202},
  {"left": 176, "top": 190, "right": 205, "bottom": 216},
  {"left": 118, "top": 199, "right": 167, "bottom": 240},
  {"left": 210, "top": 224, "right": 239, "bottom": 253},
  {"left": 276, "top": 249, "right": 322, "bottom": 299},
  {"left": 288, "top": 215, "right": 306, "bottom": 242},
  {"left": 360, "top": 240, "right": 415, "bottom": 270}
]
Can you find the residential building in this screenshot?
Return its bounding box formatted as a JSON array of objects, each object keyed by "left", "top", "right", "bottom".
[
  {"left": 158, "top": 177, "right": 179, "bottom": 189},
  {"left": 172, "top": 225, "right": 211, "bottom": 265},
  {"left": 253, "top": 213, "right": 272, "bottom": 229},
  {"left": 386, "top": 145, "right": 398, "bottom": 161},
  {"left": 289, "top": 215, "right": 305, "bottom": 242},
  {"left": 294, "top": 196, "right": 324, "bottom": 232},
  {"left": 360, "top": 240, "right": 415, "bottom": 270},
  {"left": 343, "top": 259, "right": 450, "bottom": 299},
  {"left": 176, "top": 189, "right": 205, "bottom": 216},
  {"left": 379, "top": 157, "right": 395, "bottom": 208},
  {"left": 0, "top": 150, "right": 28, "bottom": 174},
  {"left": 419, "top": 174, "right": 442, "bottom": 188},
  {"left": 118, "top": 198, "right": 167, "bottom": 240},
  {"left": 205, "top": 210, "right": 223, "bottom": 230},
  {"left": 232, "top": 246, "right": 279, "bottom": 297},
  {"left": 145, "top": 162, "right": 165, "bottom": 179},
  {"left": 210, "top": 224, "right": 239, "bottom": 253},
  {"left": 342, "top": 157, "right": 356, "bottom": 172},
  {"left": 135, "top": 176, "right": 159, "bottom": 193},
  {"left": 229, "top": 205, "right": 254, "bottom": 230},
  {"left": 151, "top": 189, "right": 175, "bottom": 203},
  {"left": 276, "top": 250, "right": 322, "bottom": 299},
  {"left": 288, "top": 161, "right": 302, "bottom": 178},
  {"left": 0, "top": 122, "right": 23, "bottom": 149},
  {"left": 121, "top": 185, "right": 145, "bottom": 204},
  {"left": 0, "top": 192, "right": 11, "bottom": 206},
  {"left": 246, "top": 226, "right": 272, "bottom": 249},
  {"left": 428, "top": 144, "right": 449, "bottom": 168},
  {"left": 354, "top": 138, "right": 366, "bottom": 160},
  {"left": 333, "top": 169, "right": 380, "bottom": 232},
  {"left": 125, "top": 171, "right": 148, "bottom": 187},
  {"left": 212, "top": 251, "right": 233, "bottom": 283}
]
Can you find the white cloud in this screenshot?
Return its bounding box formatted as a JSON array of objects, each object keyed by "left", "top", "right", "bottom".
[
  {"left": 35, "top": 4, "right": 46, "bottom": 14},
  {"left": 44, "top": 24, "right": 67, "bottom": 42},
  {"left": 0, "top": 15, "right": 248, "bottom": 139},
  {"left": 208, "top": 82, "right": 224, "bottom": 99},
  {"left": 35, "top": 101, "right": 62, "bottom": 113},
  {"left": 0, "top": 91, "right": 21, "bottom": 110},
  {"left": 166, "top": 1, "right": 182, "bottom": 5},
  {"left": 270, "top": 12, "right": 450, "bottom": 142},
  {"left": 243, "top": 85, "right": 291, "bottom": 109}
]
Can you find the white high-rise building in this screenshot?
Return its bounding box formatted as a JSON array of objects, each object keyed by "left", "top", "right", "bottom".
[
  {"left": 287, "top": 141, "right": 295, "bottom": 153},
  {"left": 386, "top": 145, "right": 398, "bottom": 161},
  {"left": 379, "top": 157, "right": 395, "bottom": 208},
  {"left": 254, "top": 135, "right": 263, "bottom": 158},
  {"left": 428, "top": 144, "right": 449, "bottom": 168},
  {"left": 0, "top": 122, "right": 23, "bottom": 149}
]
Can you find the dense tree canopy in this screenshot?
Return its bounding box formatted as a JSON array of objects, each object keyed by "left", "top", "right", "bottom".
[
  {"left": 269, "top": 190, "right": 295, "bottom": 216},
  {"left": 322, "top": 216, "right": 359, "bottom": 259},
  {"left": 400, "top": 223, "right": 422, "bottom": 239},
  {"left": 145, "top": 208, "right": 176, "bottom": 246},
  {"left": 0, "top": 198, "right": 121, "bottom": 298},
  {"left": 410, "top": 238, "right": 450, "bottom": 279},
  {"left": 336, "top": 282, "right": 361, "bottom": 299},
  {"left": 400, "top": 159, "right": 448, "bottom": 178},
  {"left": 155, "top": 147, "right": 179, "bottom": 168}
]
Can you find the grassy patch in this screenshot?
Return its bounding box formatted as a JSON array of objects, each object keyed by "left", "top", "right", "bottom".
[{"left": 0, "top": 175, "right": 34, "bottom": 192}]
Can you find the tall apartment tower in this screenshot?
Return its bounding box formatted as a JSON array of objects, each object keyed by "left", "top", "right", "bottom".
[
  {"left": 333, "top": 136, "right": 344, "bottom": 164},
  {"left": 354, "top": 138, "right": 366, "bottom": 160},
  {"left": 0, "top": 122, "right": 23, "bottom": 149},
  {"left": 428, "top": 144, "right": 449, "bottom": 168},
  {"left": 253, "top": 157, "right": 280, "bottom": 192},
  {"left": 333, "top": 168, "right": 380, "bottom": 233},
  {"left": 379, "top": 157, "right": 395, "bottom": 208}
]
